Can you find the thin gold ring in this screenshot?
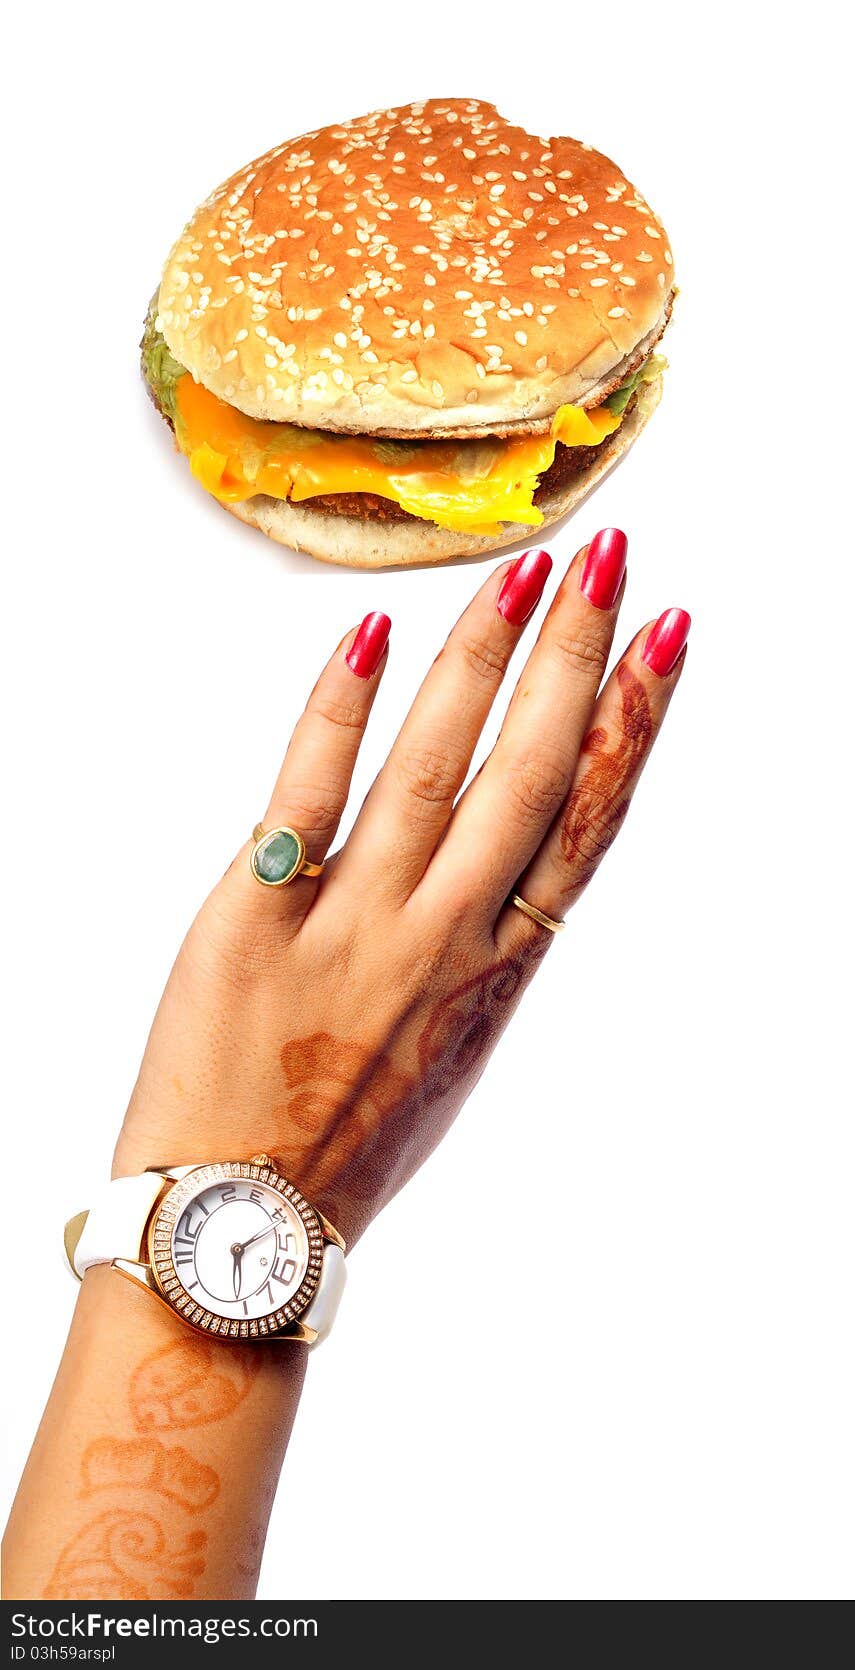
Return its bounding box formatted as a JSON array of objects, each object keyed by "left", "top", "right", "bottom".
[
  {"left": 511, "top": 893, "right": 565, "bottom": 934},
  {"left": 250, "top": 823, "right": 325, "bottom": 888}
]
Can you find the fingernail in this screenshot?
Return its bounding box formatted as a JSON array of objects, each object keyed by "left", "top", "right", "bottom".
[
  {"left": 346, "top": 611, "right": 391, "bottom": 678},
  {"left": 580, "top": 527, "right": 628, "bottom": 610},
  {"left": 497, "top": 547, "right": 553, "bottom": 626},
  {"left": 642, "top": 608, "right": 692, "bottom": 676}
]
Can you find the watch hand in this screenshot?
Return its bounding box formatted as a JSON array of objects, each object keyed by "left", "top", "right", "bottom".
[
  {"left": 237, "top": 1222, "right": 278, "bottom": 1255},
  {"left": 230, "top": 1222, "right": 275, "bottom": 1299}
]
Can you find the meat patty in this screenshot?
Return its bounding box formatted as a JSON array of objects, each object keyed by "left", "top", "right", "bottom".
[{"left": 302, "top": 395, "right": 637, "bottom": 524}]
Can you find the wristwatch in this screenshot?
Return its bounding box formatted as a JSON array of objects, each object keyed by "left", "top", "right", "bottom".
[{"left": 63, "top": 1154, "right": 346, "bottom": 1346}]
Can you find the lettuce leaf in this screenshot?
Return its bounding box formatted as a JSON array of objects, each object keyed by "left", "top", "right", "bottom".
[
  {"left": 605, "top": 353, "right": 667, "bottom": 415},
  {"left": 140, "top": 299, "right": 186, "bottom": 425}
]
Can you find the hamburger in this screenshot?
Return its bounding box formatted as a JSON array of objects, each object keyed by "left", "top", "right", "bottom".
[{"left": 142, "top": 98, "right": 674, "bottom": 568}]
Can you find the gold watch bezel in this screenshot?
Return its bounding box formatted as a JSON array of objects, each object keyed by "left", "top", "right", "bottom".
[{"left": 146, "top": 1159, "right": 325, "bottom": 1340}]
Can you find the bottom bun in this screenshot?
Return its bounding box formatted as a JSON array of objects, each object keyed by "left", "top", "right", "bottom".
[{"left": 225, "top": 373, "right": 663, "bottom": 569}]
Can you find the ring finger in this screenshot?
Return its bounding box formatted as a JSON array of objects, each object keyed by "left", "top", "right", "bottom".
[{"left": 498, "top": 606, "right": 691, "bottom": 949}]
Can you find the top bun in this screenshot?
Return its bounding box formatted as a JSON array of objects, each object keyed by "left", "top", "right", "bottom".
[{"left": 157, "top": 98, "right": 673, "bottom": 437}]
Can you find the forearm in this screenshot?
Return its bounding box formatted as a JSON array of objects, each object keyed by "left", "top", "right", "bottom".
[
  {"left": 3, "top": 1267, "right": 307, "bottom": 1601},
  {"left": 4, "top": 539, "right": 689, "bottom": 1602}
]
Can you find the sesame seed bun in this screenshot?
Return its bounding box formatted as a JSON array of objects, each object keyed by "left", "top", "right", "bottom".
[
  {"left": 221, "top": 368, "right": 663, "bottom": 567},
  {"left": 157, "top": 97, "right": 673, "bottom": 438}
]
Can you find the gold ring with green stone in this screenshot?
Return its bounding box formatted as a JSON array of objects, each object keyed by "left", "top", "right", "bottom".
[{"left": 250, "top": 824, "right": 325, "bottom": 887}]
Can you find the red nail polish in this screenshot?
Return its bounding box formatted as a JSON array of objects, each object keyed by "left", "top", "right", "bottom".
[
  {"left": 346, "top": 612, "right": 391, "bottom": 678},
  {"left": 642, "top": 608, "right": 691, "bottom": 676},
  {"left": 497, "top": 548, "right": 553, "bottom": 626},
  {"left": 580, "top": 527, "right": 628, "bottom": 610}
]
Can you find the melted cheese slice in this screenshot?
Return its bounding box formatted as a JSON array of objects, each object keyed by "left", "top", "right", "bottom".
[{"left": 173, "top": 374, "right": 623, "bottom": 535}]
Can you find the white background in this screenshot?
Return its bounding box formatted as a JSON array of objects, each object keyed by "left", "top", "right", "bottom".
[{"left": 3, "top": 0, "right": 851, "bottom": 1601}]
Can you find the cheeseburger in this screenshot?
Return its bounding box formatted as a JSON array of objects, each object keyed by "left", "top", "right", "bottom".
[{"left": 142, "top": 98, "right": 674, "bottom": 568}]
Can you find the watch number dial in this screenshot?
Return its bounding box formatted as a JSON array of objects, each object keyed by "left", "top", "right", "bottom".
[{"left": 149, "top": 1162, "right": 324, "bottom": 1338}]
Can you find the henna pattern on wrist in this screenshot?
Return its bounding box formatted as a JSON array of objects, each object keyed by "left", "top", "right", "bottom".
[
  {"left": 81, "top": 1437, "right": 219, "bottom": 1512},
  {"left": 130, "top": 1339, "right": 260, "bottom": 1431},
  {"left": 44, "top": 1512, "right": 206, "bottom": 1601},
  {"left": 559, "top": 664, "right": 653, "bottom": 900},
  {"left": 44, "top": 1339, "right": 261, "bottom": 1599},
  {"left": 233, "top": 1521, "right": 266, "bottom": 1586}
]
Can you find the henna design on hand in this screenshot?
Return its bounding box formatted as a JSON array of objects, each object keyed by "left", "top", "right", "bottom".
[
  {"left": 417, "top": 958, "right": 529, "bottom": 1099},
  {"left": 130, "top": 1340, "right": 260, "bottom": 1432},
  {"left": 277, "top": 1031, "right": 414, "bottom": 1172},
  {"left": 272, "top": 1031, "right": 416, "bottom": 1227},
  {"left": 271, "top": 951, "right": 541, "bottom": 1237},
  {"left": 559, "top": 664, "right": 653, "bottom": 900},
  {"left": 43, "top": 1510, "right": 206, "bottom": 1600},
  {"left": 81, "top": 1437, "right": 219, "bottom": 1513}
]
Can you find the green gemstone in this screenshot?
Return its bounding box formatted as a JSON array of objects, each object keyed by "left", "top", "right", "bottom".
[{"left": 254, "top": 829, "right": 300, "bottom": 885}]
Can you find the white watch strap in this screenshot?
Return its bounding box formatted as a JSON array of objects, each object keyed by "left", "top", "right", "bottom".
[
  {"left": 302, "top": 1244, "right": 346, "bottom": 1345},
  {"left": 68, "top": 1172, "right": 167, "bottom": 1278}
]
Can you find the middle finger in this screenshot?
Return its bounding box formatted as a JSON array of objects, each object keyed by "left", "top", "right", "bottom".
[{"left": 336, "top": 546, "right": 553, "bottom": 898}]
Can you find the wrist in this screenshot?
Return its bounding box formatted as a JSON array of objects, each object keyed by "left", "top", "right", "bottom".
[{"left": 5, "top": 1265, "right": 307, "bottom": 1602}]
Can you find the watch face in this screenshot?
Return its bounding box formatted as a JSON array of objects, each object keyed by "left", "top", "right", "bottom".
[{"left": 148, "top": 1161, "right": 324, "bottom": 1338}]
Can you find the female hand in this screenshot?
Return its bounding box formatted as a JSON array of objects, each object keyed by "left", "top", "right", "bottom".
[{"left": 114, "top": 530, "right": 690, "bottom": 1246}]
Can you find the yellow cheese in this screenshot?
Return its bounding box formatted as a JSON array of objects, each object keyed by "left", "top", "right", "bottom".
[{"left": 173, "top": 375, "right": 623, "bottom": 535}]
